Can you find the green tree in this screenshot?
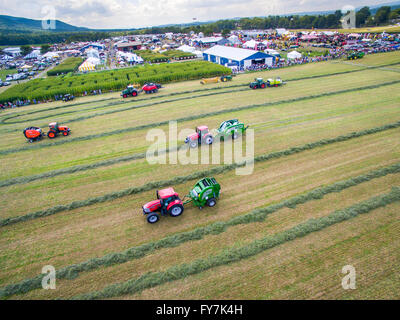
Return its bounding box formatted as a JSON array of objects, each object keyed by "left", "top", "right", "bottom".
[
  {"left": 356, "top": 6, "right": 371, "bottom": 27},
  {"left": 374, "top": 6, "right": 391, "bottom": 25},
  {"left": 20, "top": 45, "right": 32, "bottom": 56},
  {"left": 40, "top": 44, "right": 50, "bottom": 54},
  {"left": 221, "top": 28, "right": 231, "bottom": 37}
]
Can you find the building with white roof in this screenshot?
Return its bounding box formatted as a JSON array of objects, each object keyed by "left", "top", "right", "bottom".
[{"left": 203, "top": 45, "right": 275, "bottom": 68}]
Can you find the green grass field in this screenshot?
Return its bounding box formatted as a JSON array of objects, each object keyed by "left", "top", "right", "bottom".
[{"left": 0, "top": 51, "right": 399, "bottom": 300}]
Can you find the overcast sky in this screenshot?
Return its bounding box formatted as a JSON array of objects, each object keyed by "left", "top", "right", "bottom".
[{"left": 0, "top": 0, "right": 394, "bottom": 29}]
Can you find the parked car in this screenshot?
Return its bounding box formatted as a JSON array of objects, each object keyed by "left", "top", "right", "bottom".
[{"left": 3, "top": 81, "right": 11, "bottom": 86}]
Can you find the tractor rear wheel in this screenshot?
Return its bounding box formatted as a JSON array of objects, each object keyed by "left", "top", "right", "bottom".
[
  {"left": 147, "top": 213, "right": 160, "bottom": 224},
  {"left": 206, "top": 198, "right": 217, "bottom": 207},
  {"left": 48, "top": 131, "right": 56, "bottom": 139},
  {"left": 168, "top": 204, "right": 184, "bottom": 217}
]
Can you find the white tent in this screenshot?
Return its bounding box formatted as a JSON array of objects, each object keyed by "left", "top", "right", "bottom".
[
  {"left": 86, "top": 57, "right": 101, "bottom": 65},
  {"left": 78, "top": 60, "right": 95, "bottom": 72},
  {"left": 228, "top": 35, "right": 241, "bottom": 44},
  {"left": 287, "top": 50, "right": 302, "bottom": 60},
  {"left": 243, "top": 40, "right": 258, "bottom": 49},
  {"left": 177, "top": 45, "right": 195, "bottom": 53},
  {"left": 86, "top": 48, "right": 100, "bottom": 59},
  {"left": 24, "top": 50, "right": 41, "bottom": 59},
  {"left": 42, "top": 52, "right": 59, "bottom": 60}
]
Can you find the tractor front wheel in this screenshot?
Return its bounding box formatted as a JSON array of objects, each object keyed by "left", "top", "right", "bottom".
[
  {"left": 261, "top": 83, "right": 266, "bottom": 89},
  {"left": 168, "top": 204, "right": 184, "bottom": 217},
  {"left": 123, "top": 94, "right": 127, "bottom": 98},
  {"left": 147, "top": 213, "right": 160, "bottom": 224},
  {"left": 63, "top": 131, "right": 69, "bottom": 136},
  {"left": 132, "top": 92, "right": 137, "bottom": 97},
  {"left": 189, "top": 140, "right": 198, "bottom": 148},
  {"left": 206, "top": 198, "right": 217, "bottom": 207}
]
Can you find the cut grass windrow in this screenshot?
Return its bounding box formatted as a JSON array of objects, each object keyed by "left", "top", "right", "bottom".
[
  {"left": 1, "top": 120, "right": 399, "bottom": 228},
  {"left": 1, "top": 79, "right": 400, "bottom": 156},
  {"left": 1, "top": 162, "right": 398, "bottom": 298},
  {"left": 1, "top": 61, "right": 399, "bottom": 127},
  {"left": 70, "top": 186, "right": 400, "bottom": 300}
]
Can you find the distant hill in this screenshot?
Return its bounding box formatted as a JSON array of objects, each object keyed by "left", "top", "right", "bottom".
[{"left": 0, "top": 15, "right": 89, "bottom": 32}]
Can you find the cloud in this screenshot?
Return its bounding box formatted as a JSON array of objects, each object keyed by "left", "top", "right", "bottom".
[{"left": 0, "top": 0, "right": 394, "bottom": 29}]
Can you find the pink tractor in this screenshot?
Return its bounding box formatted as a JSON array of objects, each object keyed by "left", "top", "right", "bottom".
[{"left": 185, "top": 125, "right": 214, "bottom": 148}]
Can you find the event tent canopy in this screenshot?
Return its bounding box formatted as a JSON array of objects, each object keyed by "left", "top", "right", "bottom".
[
  {"left": 78, "top": 60, "right": 95, "bottom": 72},
  {"left": 287, "top": 50, "right": 302, "bottom": 60}
]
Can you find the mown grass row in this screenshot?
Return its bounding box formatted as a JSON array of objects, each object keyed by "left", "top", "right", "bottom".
[
  {"left": 3, "top": 61, "right": 399, "bottom": 126},
  {"left": 1, "top": 120, "right": 399, "bottom": 227},
  {"left": 70, "top": 186, "right": 400, "bottom": 299},
  {"left": 1, "top": 114, "right": 400, "bottom": 189},
  {"left": 1, "top": 162, "right": 398, "bottom": 298},
  {"left": 1, "top": 79, "right": 399, "bottom": 157}
]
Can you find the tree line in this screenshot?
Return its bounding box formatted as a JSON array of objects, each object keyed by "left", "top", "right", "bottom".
[{"left": 0, "top": 5, "right": 399, "bottom": 46}]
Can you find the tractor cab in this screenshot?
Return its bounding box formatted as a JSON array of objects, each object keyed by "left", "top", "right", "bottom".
[
  {"left": 157, "top": 187, "right": 182, "bottom": 214},
  {"left": 49, "top": 122, "right": 59, "bottom": 131},
  {"left": 196, "top": 125, "right": 210, "bottom": 143}
]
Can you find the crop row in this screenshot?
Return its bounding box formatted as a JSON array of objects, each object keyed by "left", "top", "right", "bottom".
[
  {"left": 1, "top": 162, "right": 398, "bottom": 298},
  {"left": 71, "top": 186, "right": 400, "bottom": 299},
  {"left": 0, "top": 61, "right": 231, "bottom": 103},
  {"left": 1, "top": 79, "right": 399, "bottom": 156},
  {"left": 135, "top": 50, "right": 196, "bottom": 63},
  {"left": 1, "top": 119, "right": 399, "bottom": 227},
  {"left": 47, "top": 57, "right": 83, "bottom": 77}
]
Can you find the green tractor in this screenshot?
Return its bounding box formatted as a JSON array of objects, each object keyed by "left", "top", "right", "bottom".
[
  {"left": 249, "top": 78, "right": 267, "bottom": 89},
  {"left": 347, "top": 51, "right": 365, "bottom": 60},
  {"left": 220, "top": 75, "right": 233, "bottom": 82},
  {"left": 121, "top": 85, "right": 139, "bottom": 98},
  {"left": 216, "top": 119, "right": 249, "bottom": 140}
]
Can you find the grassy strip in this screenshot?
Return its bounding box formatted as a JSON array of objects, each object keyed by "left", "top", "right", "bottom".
[
  {"left": 71, "top": 186, "right": 400, "bottom": 299},
  {"left": 1, "top": 162, "right": 398, "bottom": 298},
  {"left": 3, "top": 61, "right": 399, "bottom": 126},
  {"left": 1, "top": 120, "right": 399, "bottom": 227},
  {"left": 47, "top": 58, "right": 83, "bottom": 77},
  {"left": 1, "top": 79, "right": 399, "bottom": 156}
]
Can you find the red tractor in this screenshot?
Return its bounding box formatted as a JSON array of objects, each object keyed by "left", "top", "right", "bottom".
[
  {"left": 142, "top": 82, "right": 162, "bottom": 94},
  {"left": 185, "top": 125, "right": 214, "bottom": 148},
  {"left": 23, "top": 122, "right": 70, "bottom": 142},
  {"left": 142, "top": 187, "right": 184, "bottom": 223},
  {"left": 47, "top": 122, "right": 71, "bottom": 139}
]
